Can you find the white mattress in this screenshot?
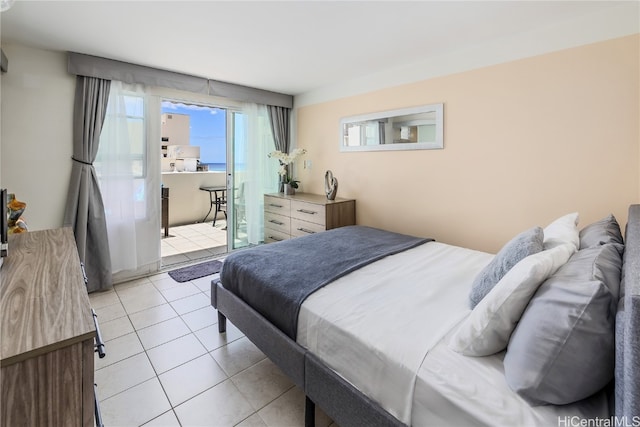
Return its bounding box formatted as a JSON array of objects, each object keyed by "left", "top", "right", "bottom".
[
  {"left": 296, "top": 241, "right": 611, "bottom": 426},
  {"left": 297, "top": 242, "right": 493, "bottom": 424}
]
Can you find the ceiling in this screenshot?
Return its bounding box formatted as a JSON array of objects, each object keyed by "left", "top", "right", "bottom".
[{"left": 0, "top": 1, "right": 635, "bottom": 96}]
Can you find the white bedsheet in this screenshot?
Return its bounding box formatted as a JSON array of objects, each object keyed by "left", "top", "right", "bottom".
[
  {"left": 413, "top": 329, "right": 610, "bottom": 426},
  {"left": 297, "top": 242, "right": 493, "bottom": 424}
]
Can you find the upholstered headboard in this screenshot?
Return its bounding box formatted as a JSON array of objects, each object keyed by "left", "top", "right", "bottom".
[{"left": 616, "top": 204, "right": 640, "bottom": 419}]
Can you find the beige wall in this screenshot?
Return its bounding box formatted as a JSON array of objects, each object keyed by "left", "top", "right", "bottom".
[
  {"left": 0, "top": 44, "right": 75, "bottom": 231},
  {"left": 296, "top": 35, "right": 640, "bottom": 253}
]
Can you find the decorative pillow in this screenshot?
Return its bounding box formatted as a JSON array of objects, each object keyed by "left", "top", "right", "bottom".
[
  {"left": 450, "top": 243, "right": 575, "bottom": 356},
  {"left": 468, "top": 227, "right": 544, "bottom": 308},
  {"left": 503, "top": 243, "right": 622, "bottom": 406},
  {"left": 579, "top": 214, "right": 624, "bottom": 250},
  {"left": 543, "top": 212, "right": 579, "bottom": 251}
]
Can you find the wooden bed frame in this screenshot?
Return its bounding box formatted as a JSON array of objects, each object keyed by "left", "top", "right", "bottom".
[{"left": 212, "top": 205, "right": 640, "bottom": 427}]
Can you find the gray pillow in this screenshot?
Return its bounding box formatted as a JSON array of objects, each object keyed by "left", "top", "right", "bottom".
[
  {"left": 503, "top": 243, "right": 623, "bottom": 406},
  {"left": 579, "top": 214, "right": 624, "bottom": 250},
  {"left": 469, "top": 227, "right": 544, "bottom": 308}
]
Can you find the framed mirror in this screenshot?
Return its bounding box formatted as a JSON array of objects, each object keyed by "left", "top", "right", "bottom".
[{"left": 340, "top": 103, "right": 443, "bottom": 152}]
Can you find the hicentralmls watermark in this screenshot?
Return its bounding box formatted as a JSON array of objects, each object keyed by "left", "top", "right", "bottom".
[{"left": 558, "top": 416, "right": 640, "bottom": 427}]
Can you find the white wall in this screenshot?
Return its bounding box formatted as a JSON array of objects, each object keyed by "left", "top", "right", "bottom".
[
  {"left": 0, "top": 44, "right": 75, "bottom": 231},
  {"left": 161, "top": 112, "right": 190, "bottom": 146}
]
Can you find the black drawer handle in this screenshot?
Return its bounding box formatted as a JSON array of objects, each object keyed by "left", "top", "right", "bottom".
[
  {"left": 80, "top": 262, "right": 89, "bottom": 285},
  {"left": 297, "top": 209, "right": 317, "bottom": 215},
  {"left": 269, "top": 203, "right": 283, "bottom": 208},
  {"left": 297, "top": 227, "right": 316, "bottom": 234},
  {"left": 92, "top": 309, "right": 106, "bottom": 358},
  {"left": 268, "top": 235, "right": 284, "bottom": 242},
  {"left": 269, "top": 219, "right": 284, "bottom": 226},
  {"left": 94, "top": 383, "right": 104, "bottom": 427}
]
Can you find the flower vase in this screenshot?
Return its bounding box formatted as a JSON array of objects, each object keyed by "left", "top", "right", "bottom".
[
  {"left": 284, "top": 183, "right": 295, "bottom": 195},
  {"left": 278, "top": 180, "right": 285, "bottom": 193}
]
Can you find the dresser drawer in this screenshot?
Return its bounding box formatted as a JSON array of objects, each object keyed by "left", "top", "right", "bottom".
[
  {"left": 265, "top": 212, "right": 290, "bottom": 234},
  {"left": 264, "top": 228, "right": 290, "bottom": 243},
  {"left": 264, "top": 196, "right": 291, "bottom": 215},
  {"left": 291, "top": 200, "right": 326, "bottom": 226},
  {"left": 291, "top": 218, "right": 325, "bottom": 237}
]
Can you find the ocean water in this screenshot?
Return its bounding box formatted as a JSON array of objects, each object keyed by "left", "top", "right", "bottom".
[
  {"left": 203, "top": 163, "right": 226, "bottom": 172},
  {"left": 202, "top": 163, "right": 247, "bottom": 172}
]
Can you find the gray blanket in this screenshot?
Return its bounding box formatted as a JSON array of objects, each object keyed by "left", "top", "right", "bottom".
[{"left": 220, "top": 225, "right": 432, "bottom": 339}]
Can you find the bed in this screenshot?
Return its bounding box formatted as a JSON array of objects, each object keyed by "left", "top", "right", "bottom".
[{"left": 211, "top": 205, "right": 640, "bottom": 427}]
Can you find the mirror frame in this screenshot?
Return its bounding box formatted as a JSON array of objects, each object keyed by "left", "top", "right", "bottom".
[{"left": 339, "top": 103, "right": 443, "bottom": 152}]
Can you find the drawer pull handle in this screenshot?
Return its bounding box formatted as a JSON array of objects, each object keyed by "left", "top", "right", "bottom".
[
  {"left": 269, "top": 219, "right": 284, "bottom": 226},
  {"left": 269, "top": 235, "right": 284, "bottom": 241},
  {"left": 297, "top": 227, "right": 316, "bottom": 234},
  {"left": 269, "top": 203, "right": 283, "bottom": 208},
  {"left": 92, "top": 309, "right": 106, "bottom": 358},
  {"left": 94, "top": 383, "right": 105, "bottom": 427},
  {"left": 297, "top": 209, "right": 317, "bottom": 215},
  {"left": 80, "top": 262, "right": 89, "bottom": 285}
]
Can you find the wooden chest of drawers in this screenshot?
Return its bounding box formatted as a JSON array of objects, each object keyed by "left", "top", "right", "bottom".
[
  {"left": 264, "top": 192, "right": 356, "bottom": 243},
  {"left": 1, "top": 228, "right": 97, "bottom": 426}
]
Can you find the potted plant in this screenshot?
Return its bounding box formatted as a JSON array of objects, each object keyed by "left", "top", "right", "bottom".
[
  {"left": 283, "top": 181, "right": 298, "bottom": 195},
  {"left": 268, "top": 148, "right": 307, "bottom": 195}
]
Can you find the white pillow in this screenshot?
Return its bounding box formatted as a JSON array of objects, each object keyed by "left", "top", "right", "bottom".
[
  {"left": 448, "top": 243, "right": 576, "bottom": 356},
  {"left": 543, "top": 212, "right": 579, "bottom": 251}
]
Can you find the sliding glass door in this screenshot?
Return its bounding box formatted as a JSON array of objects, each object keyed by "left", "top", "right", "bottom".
[
  {"left": 227, "top": 105, "right": 279, "bottom": 251},
  {"left": 227, "top": 110, "right": 246, "bottom": 250}
]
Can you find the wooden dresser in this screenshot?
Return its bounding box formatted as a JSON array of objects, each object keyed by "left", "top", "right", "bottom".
[
  {"left": 1, "top": 228, "right": 97, "bottom": 427},
  {"left": 264, "top": 192, "right": 356, "bottom": 243}
]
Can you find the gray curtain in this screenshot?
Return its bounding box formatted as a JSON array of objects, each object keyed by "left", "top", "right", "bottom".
[
  {"left": 63, "top": 76, "right": 112, "bottom": 293},
  {"left": 268, "top": 106, "right": 291, "bottom": 190},
  {"left": 268, "top": 105, "right": 290, "bottom": 153}
]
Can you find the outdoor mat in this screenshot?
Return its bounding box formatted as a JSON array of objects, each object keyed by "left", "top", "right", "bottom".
[{"left": 168, "top": 259, "right": 223, "bottom": 283}]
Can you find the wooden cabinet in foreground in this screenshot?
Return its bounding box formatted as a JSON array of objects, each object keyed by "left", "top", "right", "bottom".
[
  {"left": 264, "top": 192, "right": 356, "bottom": 243},
  {"left": 1, "top": 228, "right": 97, "bottom": 427}
]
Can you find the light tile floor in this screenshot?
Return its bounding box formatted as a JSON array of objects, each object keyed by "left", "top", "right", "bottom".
[
  {"left": 90, "top": 268, "right": 334, "bottom": 427},
  {"left": 161, "top": 221, "right": 228, "bottom": 269}
]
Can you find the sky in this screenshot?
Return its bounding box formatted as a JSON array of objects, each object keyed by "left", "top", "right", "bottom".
[{"left": 161, "top": 101, "right": 226, "bottom": 165}]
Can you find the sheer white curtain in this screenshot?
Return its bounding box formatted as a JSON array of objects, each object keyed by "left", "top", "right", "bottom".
[
  {"left": 237, "top": 102, "right": 279, "bottom": 245},
  {"left": 96, "top": 81, "right": 161, "bottom": 275}
]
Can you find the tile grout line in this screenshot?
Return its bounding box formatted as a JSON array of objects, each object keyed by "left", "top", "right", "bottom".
[
  {"left": 96, "top": 273, "right": 248, "bottom": 426},
  {"left": 91, "top": 269, "right": 331, "bottom": 426}
]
